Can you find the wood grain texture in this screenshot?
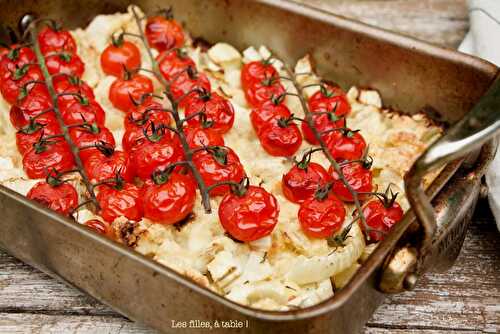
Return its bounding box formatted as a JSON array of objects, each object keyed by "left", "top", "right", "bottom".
[
  {"left": 293, "top": 0, "right": 469, "bottom": 48},
  {"left": 2, "top": 1, "right": 498, "bottom": 333}
]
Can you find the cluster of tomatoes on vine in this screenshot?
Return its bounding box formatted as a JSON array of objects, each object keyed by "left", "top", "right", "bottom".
[
  {"left": 241, "top": 59, "right": 403, "bottom": 242},
  {"left": 0, "top": 23, "right": 109, "bottom": 221},
  {"left": 100, "top": 9, "right": 283, "bottom": 242}
]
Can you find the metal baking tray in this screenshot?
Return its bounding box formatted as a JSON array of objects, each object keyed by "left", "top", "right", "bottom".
[{"left": 0, "top": 0, "right": 499, "bottom": 333}]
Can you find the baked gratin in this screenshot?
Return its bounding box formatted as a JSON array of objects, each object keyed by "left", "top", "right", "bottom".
[{"left": 0, "top": 6, "right": 442, "bottom": 311}]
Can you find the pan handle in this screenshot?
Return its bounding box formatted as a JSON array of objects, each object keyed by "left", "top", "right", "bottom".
[{"left": 405, "top": 73, "right": 500, "bottom": 269}]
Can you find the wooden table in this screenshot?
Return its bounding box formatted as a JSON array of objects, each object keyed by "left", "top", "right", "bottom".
[{"left": 1, "top": 1, "right": 499, "bottom": 333}]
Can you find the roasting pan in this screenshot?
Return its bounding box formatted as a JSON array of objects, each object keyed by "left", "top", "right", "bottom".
[{"left": 0, "top": 0, "right": 499, "bottom": 333}]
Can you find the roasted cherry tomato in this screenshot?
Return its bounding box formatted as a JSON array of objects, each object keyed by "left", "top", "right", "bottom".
[
  {"left": 122, "top": 126, "right": 147, "bottom": 152},
  {"left": 38, "top": 25, "right": 77, "bottom": 55},
  {"left": 142, "top": 173, "right": 196, "bottom": 224},
  {"left": 258, "top": 118, "right": 302, "bottom": 157},
  {"left": 241, "top": 60, "right": 278, "bottom": 91},
  {"left": 14, "top": 85, "right": 53, "bottom": 119},
  {"left": 301, "top": 110, "right": 345, "bottom": 145},
  {"left": 45, "top": 53, "right": 85, "bottom": 77},
  {"left": 101, "top": 39, "right": 141, "bottom": 78},
  {"left": 109, "top": 73, "right": 154, "bottom": 112},
  {"left": 192, "top": 147, "right": 245, "bottom": 197},
  {"left": 308, "top": 84, "right": 351, "bottom": 117},
  {"left": 170, "top": 69, "right": 211, "bottom": 107},
  {"left": 324, "top": 130, "right": 366, "bottom": 162},
  {"left": 0, "top": 46, "right": 36, "bottom": 79},
  {"left": 184, "top": 91, "right": 234, "bottom": 134},
  {"left": 27, "top": 181, "right": 78, "bottom": 216},
  {"left": 69, "top": 125, "right": 116, "bottom": 162},
  {"left": 157, "top": 49, "right": 195, "bottom": 81},
  {"left": 124, "top": 100, "right": 171, "bottom": 130},
  {"left": 282, "top": 162, "right": 331, "bottom": 204},
  {"left": 0, "top": 47, "right": 7, "bottom": 59},
  {"left": 10, "top": 105, "right": 57, "bottom": 131},
  {"left": 97, "top": 182, "right": 143, "bottom": 223},
  {"left": 53, "top": 75, "right": 95, "bottom": 110},
  {"left": 145, "top": 15, "right": 185, "bottom": 52},
  {"left": 16, "top": 120, "right": 61, "bottom": 155},
  {"left": 122, "top": 120, "right": 176, "bottom": 152},
  {"left": 329, "top": 162, "right": 373, "bottom": 202},
  {"left": 361, "top": 199, "right": 403, "bottom": 241},
  {"left": 83, "top": 150, "right": 134, "bottom": 183},
  {"left": 298, "top": 192, "right": 346, "bottom": 238},
  {"left": 184, "top": 126, "right": 224, "bottom": 149},
  {"left": 61, "top": 98, "right": 106, "bottom": 127},
  {"left": 218, "top": 185, "right": 279, "bottom": 242},
  {"left": 130, "top": 134, "right": 184, "bottom": 180},
  {"left": 244, "top": 77, "right": 285, "bottom": 108},
  {"left": 84, "top": 219, "right": 112, "bottom": 237},
  {"left": 23, "top": 141, "right": 75, "bottom": 179},
  {"left": 0, "top": 64, "right": 44, "bottom": 104},
  {"left": 250, "top": 99, "right": 291, "bottom": 133}
]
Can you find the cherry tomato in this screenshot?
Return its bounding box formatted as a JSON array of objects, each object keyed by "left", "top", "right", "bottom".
[
  {"left": 145, "top": 15, "right": 185, "bottom": 52},
  {"left": 61, "top": 98, "right": 106, "bottom": 127},
  {"left": 244, "top": 78, "right": 285, "bottom": 108},
  {"left": 301, "top": 110, "right": 344, "bottom": 145},
  {"left": 83, "top": 150, "right": 134, "bottom": 183},
  {"left": 250, "top": 100, "right": 291, "bottom": 134},
  {"left": 101, "top": 40, "right": 141, "bottom": 77},
  {"left": 16, "top": 120, "right": 61, "bottom": 155},
  {"left": 38, "top": 25, "right": 77, "bottom": 55},
  {"left": 122, "top": 121, "right": 176, "bottom": 152},
  {"left": 192, "top": 147, "right": 245, "bottom": 197},
  {"left": 23, "top": 141, "right": 75, "bottom": 179},
  {"left": 184, "top": 91, "right": 234, "bottom": 134},
  {"left": 324, "top": 130, "right": 367, "bottom": 162},
  {"left": 157, "top": 49, "right": 194, "bottom": 81},
  {"left": 130, "top": 135, "right": 184, "bottom": 180},
  {"left": 241, "top": 60, "right": 278, "bottom": 91},
  {"left": 10, "top": 105, "right": 57, "bottom": 131},
  {"left": 0, "top": 47, "right": 7, "bottom": 59},
  {"left": 109, "top": 73, "right": 154, "bottom": 112},
  {"left": 258, "top": 118, "right": 302, "bottom": 157},
  {"left": 298, "top": 192, "right": 346, "bottom": 238},
  {"left": 53, "top": 75, "right": 95, "bottom": 110},
  {"left": 218, "top": 185, "right": 279, "bottom": 242},
  {"left": 170, "top": 69, "right": 211, "bottom": 107},
  {"left": 69, "top": 126, "right": 116, "bottom": 161},
  {"left": 282, "top": 162, "right": 331, "bottom": 204},
  {"left": 308, "top": 85, "right": 351, "bottom": 117},
  {"left": 142, "top": 173, "right": 196, "bottom": 224},
  {"left": 124, "top": 100, "right": 171, "bottom": 130},
  {"left": 84, "top": 219, "right": 112, "bottom": 237},
  {"left": 0, "top": 64, "right": 44, "bottom": 104},
  {"left": 122, "top": 126, "right": 147, "bottom": 152},
  {"left": 184, "top": 126, "right": 224, "bottom": 149},
  {"left": 14, "top": 85, "right": 53, "bottom": 120},
  {"left": 0, "top": 46, "right": 36, "bottom": 79},
  {"left": 45, "top": 53, "right": 85, "bottom": 77},
  {"left": 97, "top": 182, "right": 143, "bottom": 223},
  {"left": 329, "top": 163, "right": 373, "bottom": 202},
  {"left": 361, "top": 199, "right": 403, "bottom": 241},
  {"left": 27, "top": 181, "right": 78, "bottom": 216}
]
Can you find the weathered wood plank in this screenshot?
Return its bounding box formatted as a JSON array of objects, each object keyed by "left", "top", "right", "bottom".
[
  {"left": 293, "top": 0, "right": 469, "bottom": 47},
  {"left": 0, "top": 313, "right": 154, "bottom": 334},
  {"left": 0, "top": 251, "right": 114, "bottom": 316}
]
